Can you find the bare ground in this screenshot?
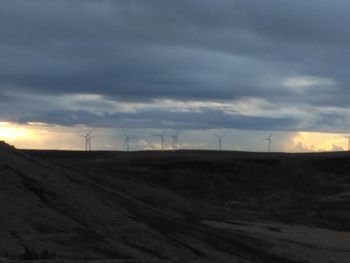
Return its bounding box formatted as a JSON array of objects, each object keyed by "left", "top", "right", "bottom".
[{"left": 0, "top": 143, "right": 350, "bottom": 262}]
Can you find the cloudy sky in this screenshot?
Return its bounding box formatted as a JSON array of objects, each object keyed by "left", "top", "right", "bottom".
[{"left": 1, "top": 0, "right": 350, "bottom": 151}]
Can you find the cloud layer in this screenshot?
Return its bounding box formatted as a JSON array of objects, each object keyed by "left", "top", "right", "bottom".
[{"left": 1, "top": 0, "right": 350, "bottom": 133}]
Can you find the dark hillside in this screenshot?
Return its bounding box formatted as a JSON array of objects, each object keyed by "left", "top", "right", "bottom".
[
  {"left": 28, "top": 149, "right": 350, "bottom": 229},
  {"left": 0, "top": 146, "right": 348, "bottom": 262}
]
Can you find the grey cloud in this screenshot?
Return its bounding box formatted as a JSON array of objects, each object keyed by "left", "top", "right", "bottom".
[
  {"left": 25, "top": 106, "right": 350, "bottom": 133},
  {"left": 0, "top": 0, "right": 350, "bottom": 131},
  {"left": 14, "top": 108, "right": 298, "bottom": 131}
]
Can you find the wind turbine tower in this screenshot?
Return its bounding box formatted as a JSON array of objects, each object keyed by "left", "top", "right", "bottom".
[
  {"left": 170, "top": 131, "right": 180, "bottom": 152},
  {"left": 123, "top": 131, "right": 134, "bottom": 152},
  {"left": 153, "top": 131, "right": 167, "bottom": 151},
  {"left": 263, "top": 132, "right": 273, "bottom": 153},
  {"left": 80, "top": 130, "right": 97, "bottom": 151},
  {"left": 214, "top": 133, "right": 225, "bottom": 151}
]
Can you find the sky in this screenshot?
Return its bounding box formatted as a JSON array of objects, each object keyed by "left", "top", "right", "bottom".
[{"left": 1, "top": 0, "right": 350, "bottom": 152}]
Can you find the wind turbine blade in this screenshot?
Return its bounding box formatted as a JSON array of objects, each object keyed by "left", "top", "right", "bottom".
[
  {"left": 214, "top": 133, "right": 220, "bottom": 138},
  {"left": 123, "top": 130, "right": 129, "bottom": 137},
  {"left": 84, "top": 130, "right": 92, "bottom": 136}
]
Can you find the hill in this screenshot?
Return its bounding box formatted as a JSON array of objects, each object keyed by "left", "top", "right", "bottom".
[{"left": 0, "top": 144, "right": 350, "bottom": 262}]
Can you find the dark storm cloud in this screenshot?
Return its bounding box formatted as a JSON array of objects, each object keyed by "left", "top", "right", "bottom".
[
  {"left": 1, "top": 0, "right": 350, "bottom": 130},
  {"left": 15, "top": 108, "right": 298, "bottom": 131}
]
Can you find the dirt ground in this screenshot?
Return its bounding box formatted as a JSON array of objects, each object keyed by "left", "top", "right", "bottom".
[{"left": 1, "top": 142, "right": 350, "bottom": 262}]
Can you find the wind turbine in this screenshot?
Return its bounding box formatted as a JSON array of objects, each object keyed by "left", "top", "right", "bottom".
[
  {"left": 263, "top": 132, "right": 273, "bottom": 153},
  {"left": 123, "top": 131, "right": 134, "bottom": 152},
  {"left": 79, "top": 130, "right": 97, "bottom": 151},
  {"left": 344, "top": 135, "right": 350, "bottom": 151},
  {"left": 170, "top": 130, "right": 180, "bottom": 152},
  {"left": 153, "top": 131, "right": 167, "bottom": 151},
  {"left": 213, "top": 133, "right": 225, "bottom": 151}
]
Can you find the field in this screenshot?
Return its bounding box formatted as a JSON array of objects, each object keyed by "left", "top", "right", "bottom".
[{"left": 1, "top": 142, "right": 350, "bottom": 262}]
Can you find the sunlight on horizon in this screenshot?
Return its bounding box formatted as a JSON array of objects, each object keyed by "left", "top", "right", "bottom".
[
  {"left": 286, "top": 131, "right": 347, "bottom": 152},
  {"left": 0, "top": 122, "right": 31, "bottom": 140},
  {"left": 0, "top": 121, "right": 349, "bottom": 152},
  {"left": 0, "top": 122, "right": 83, "bottom": 150}
]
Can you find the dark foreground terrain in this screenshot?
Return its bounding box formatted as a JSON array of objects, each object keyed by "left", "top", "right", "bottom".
[{"left": 1, "top": 142, "right": 350, "bottom": 262}]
